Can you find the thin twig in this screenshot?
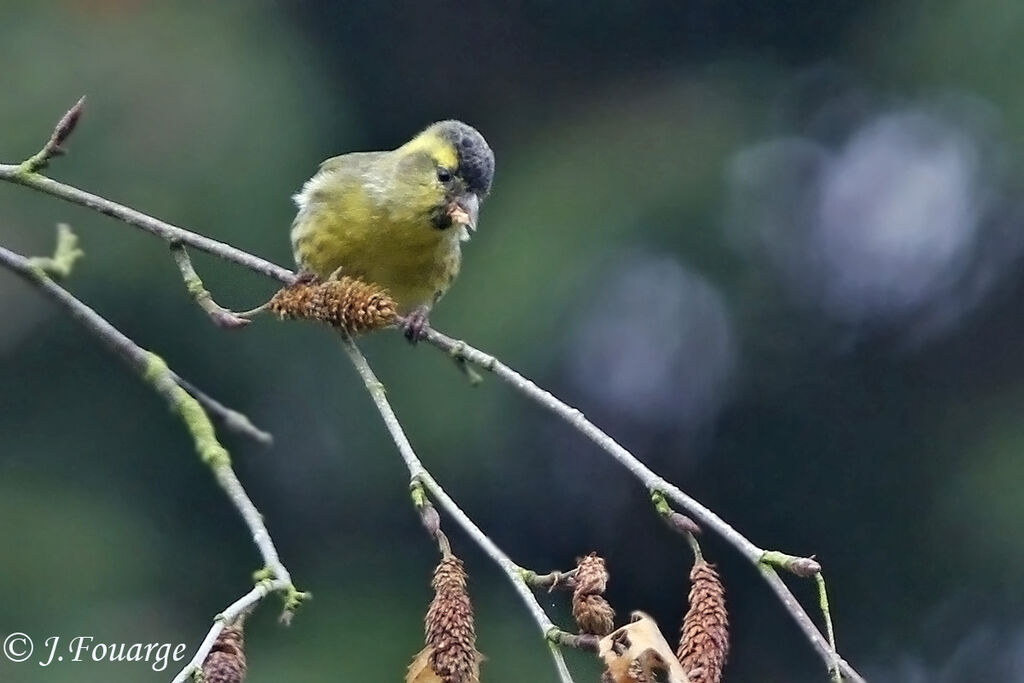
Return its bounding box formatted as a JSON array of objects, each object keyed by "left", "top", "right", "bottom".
[
  {"left": 169, "top": 577, "right": 290, "bottom": 683},
  {"left": 339, "top": 333, "right": 576, "bottom": 683},
  {"left": 1, "top": 240, "right": 269, "bottom": 443},
  {"left": 816, "top": 573, "right": 842, "bottom": 683},
  {"left": 0, "top": 244, "right": 302, "bottom": 682},
  {"left": 171, "top": 375, "right": 273, "bottom": 445},
  {"left": 18, "top": 96, "right": 85, "bottom": 174},
  {"left": 0, "top": 175, "right": 295, "bottom": 285},
  {"left": 169, "top": 243, "right": 251, "bottom": 329},
  {"left": 522, "top": 567, "right": 579, "bottom": 592},
  {"left": 548, "top": 630, "right": 601, "bottom": 653},
  {"left": 410, "top": 480, "right": 453, "bottom": 557},
  {"left": 429, "top": 329, "right": 865, "bottom": 683}
]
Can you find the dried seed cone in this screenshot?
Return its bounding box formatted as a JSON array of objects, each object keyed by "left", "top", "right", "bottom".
[
  {"left": 201, "top": 624, "right": 246, "bottom": 683},
  {"left": 572, "top": 552, "right": 615, "bottom": 636},
  {"left": 676, "top": 561, "right": 728, "bottom": 683},
  {"left": 268, "top": 277, "right": 397, "bottom": 334},
  {"left": 425, "top": 556, "right": 480, "bottom": 683}
]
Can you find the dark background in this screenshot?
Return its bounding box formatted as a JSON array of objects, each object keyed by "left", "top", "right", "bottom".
[{"left": 2, "top": 2, "right": 1024, "bottom": 681}]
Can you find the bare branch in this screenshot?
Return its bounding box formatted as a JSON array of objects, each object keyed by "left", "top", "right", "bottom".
[
  {"left": 0, "top": 242, "right": 267, "bottom": 441},
  {"left": 171, "top": 375, "right": 273, "bottom": 445},
  {"left": 169, "top": 577, "right": 291, "bottom": 683},
  {"left": 816, "top": 573, "right": 842, "bottom": 682},
  {"left": 522, "top": 567, "right": 579, "bottom": 591},
  {"left": 0, "top": 167, "right": 296, "bottom": 284},
  {"left": 548, "top": 629, "right": 600, "bottom": 653},
  {"left": 429, "top": 329, "right": 866, "bottom": 683},
  {"left": 170, "top": 243, "right": 251, "bottom": 329},
  {"left": 0, "top": 244, "right": 301, "bottom": 682},
  {"left": 339, "top": 333, "right": 577, "bottom": 683}
]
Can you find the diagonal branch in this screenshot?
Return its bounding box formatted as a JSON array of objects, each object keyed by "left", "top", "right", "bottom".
[
  {"left": 339, "top": 333, "right": 577, "bottom": 683},
  {"left": 0, "top": 243, "right": 301, "bottom": 682},
  {"left": 171, "top": 375, "right": 273, "bottom": 445},
  {"left": 0, "top": 175, "right": 295, "bottom": 286},
  {"left": 170, "top": 577, "right": 290, "bottom": 683},
  {"left": 170, "top": 242, "right": 251, "bottom": 329},
  {"left": 428, "top": 330, "right": 865, "bottom": 683}
]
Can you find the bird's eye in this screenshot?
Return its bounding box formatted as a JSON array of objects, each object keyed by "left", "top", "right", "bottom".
[{"left": 437, "top": 167, "right": 453, "bottom": 183}]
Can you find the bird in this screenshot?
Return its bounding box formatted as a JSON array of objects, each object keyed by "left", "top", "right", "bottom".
[{"left": 289, "top": 120, "right": 494, "bottom": 341}]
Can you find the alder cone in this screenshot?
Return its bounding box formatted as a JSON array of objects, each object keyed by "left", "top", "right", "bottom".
[
  {"left": 424, "top": 556, "right": 480, "bottom": 683},
  {"left": 202, "top": 624, "right": 246, "bottom": 683},
  {"left": 572, "top": 552, "right": 615, "bottom": 636},
  {"left": 676, "top": 561, "right": 728, "bottom": 683},
  {"left": 268, "top": 277, "right": 397, "bottom": 333}
]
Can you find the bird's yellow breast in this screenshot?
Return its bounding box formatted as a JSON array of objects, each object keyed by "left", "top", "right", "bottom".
[{"left": 290, "top": 167, "right": 462, "bottom": 313}]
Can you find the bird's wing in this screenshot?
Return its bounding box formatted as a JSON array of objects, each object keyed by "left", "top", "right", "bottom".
[{"left": 318, "top": 151, "right": 381, "bottom": 175}]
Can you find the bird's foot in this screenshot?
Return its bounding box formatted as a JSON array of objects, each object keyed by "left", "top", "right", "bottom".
[
  {"left": 401, "top": 307, "right": 431, "bottom": 344},
  {"left": 293, "top": 270, "right": 320, "bottom": 286}
]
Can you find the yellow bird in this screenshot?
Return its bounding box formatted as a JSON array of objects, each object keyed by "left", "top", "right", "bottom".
[{"left": 290, "top": 121, "right": 495, "bottom": 340}]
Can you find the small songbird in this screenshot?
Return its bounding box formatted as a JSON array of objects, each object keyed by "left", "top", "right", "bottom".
[{"left": 290, "top": 120, "right": 495, "bottom": 340}]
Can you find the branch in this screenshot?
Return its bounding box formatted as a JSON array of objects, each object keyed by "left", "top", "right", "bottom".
[
  {"left": 0, "top": 99, "right": 293, "bottom": 285},
  {"left": 168, "top": 577, "right": 289, "bottom": 683},
  {"left": 0, "top": 100, "right": 865, "bottom": 681},
  {"left": 170, "top": 243, "right": 251, "bottom": 329},
  {"left": 1, "top": 238, "right": 268, "bottom": 445},
  {"left": 429, "top": 331, "right": 866, "bottom": 683},
  {"left": 0, "top": 244, "right": 302, "bottom": 682},
  {"left": 171, "top": 374, "right": 273, "bottom": 446},
  {"left": 522, "top": 567, "right": 579, "bottom": 591},
  {"left": 339, "top": 334, "right": 577, "bottom": 683}
]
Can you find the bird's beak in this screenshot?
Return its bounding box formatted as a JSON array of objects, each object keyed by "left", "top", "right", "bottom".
[{"left": 447, "top": 193, "right": 480, "bottom": 233}]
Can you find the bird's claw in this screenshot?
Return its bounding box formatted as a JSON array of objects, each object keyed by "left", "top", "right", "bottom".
[
  {"left": 294, "top": 270, "right": 320, "bottom": 286},
  {"left": 402, "top": 308, "right": 430, "bottom": 344}
]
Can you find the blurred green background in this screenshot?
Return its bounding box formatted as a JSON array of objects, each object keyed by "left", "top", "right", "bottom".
[{"left": 3, "top": 2, "right": 1024, "bottom": 681}]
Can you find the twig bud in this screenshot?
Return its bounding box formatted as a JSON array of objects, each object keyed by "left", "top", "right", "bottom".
[
  {"left": 788, "top": 556, "right": 822, "bottom": 578},
  {"left": 666, "top": 512, "right": 701, "bottom": 536},
  {"left": 419, "top": 503, "right": 442, "bottom": 539},
  {"left": 760, "top": 550, "right": 822, "bottom": 577},
  {"left": 52, "top": 97, "right": 85, "bottom": 150}
]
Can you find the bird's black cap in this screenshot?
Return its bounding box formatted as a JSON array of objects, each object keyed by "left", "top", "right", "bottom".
[{"left": 433, "top": 120, "right": 495, "bottom": 196}]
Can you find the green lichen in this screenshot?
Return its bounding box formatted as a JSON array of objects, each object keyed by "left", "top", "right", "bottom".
[
  {"left": 409, "top": 479, "right": 428, "bottom": 508},
  {"left": 183, "top": 274, "right": 207, "bottom": 299},
  {"left": 143, "top": 352, "right": 231, "bottom": 469},
  {"left": 28, "top": 223, "right": 84, "bottom": 280},
  {"left": 252, "top": 566, "right": 275, "bottom": 583},
  {"left": 519, "top": 568, "right": 538, "bottom": 584},
  {"left": 280, "top": 585, "right": 311, "bottom": 626},
  {"left": 650, "top": 489, "right": 671, "bottom": 517}
]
